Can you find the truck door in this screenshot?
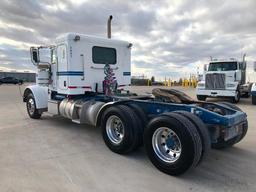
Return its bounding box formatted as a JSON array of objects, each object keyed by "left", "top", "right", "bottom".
[{"left": 57, "top": 44, "right": 68, "bottom": 90}]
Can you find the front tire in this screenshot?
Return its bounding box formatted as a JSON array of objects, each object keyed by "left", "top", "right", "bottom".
[
  {"left": 174, "top": 111, "right": 211, "bottom": 163},
  {"left": 26, "top": 93, "right": 41, "bottom": 119},
  {"left": 197, "top": 95, "right": 206, "bottom": 101},
  {"left": 231, "top": 90, "right": 240, "bottom": 103},
  {"left": 252, "top": 95, "right": 256, "bottom": 105},
  {"left": 144, "top": 112, "right": 202, "bottom": 175}
]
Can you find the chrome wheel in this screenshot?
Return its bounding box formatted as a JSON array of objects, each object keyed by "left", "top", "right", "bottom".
[
  {"left": 106, "top": 115, "right": 125, "bottom": 145},
  {"left": 27, "top": 98, "right": 35, "bottom": 115},
  {"left": 152, "top": 127, "right": 182, "bottom": 163}
]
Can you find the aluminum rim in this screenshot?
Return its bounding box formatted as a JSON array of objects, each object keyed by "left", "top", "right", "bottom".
[
  {"left": 28, "top": 98, "right": 35, "bottom": 115},
  {"left": 106, "top": 115, "right": 125, "bottom": 145},
  {"left": 152, "top": 127, "right": 182, "bottom": 163}
]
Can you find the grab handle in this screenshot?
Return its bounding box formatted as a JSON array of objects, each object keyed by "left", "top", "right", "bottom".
[{"left": 80, "top": 54, "right": 85, "bottom": 80}]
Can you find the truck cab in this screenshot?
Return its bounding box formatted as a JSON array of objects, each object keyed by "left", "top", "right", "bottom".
[
  {"left": 196, "top": 56, "right": 251, "bottom": 103},
  {"left": 33, "top": 33, "right": 131, "bottom": 95}
]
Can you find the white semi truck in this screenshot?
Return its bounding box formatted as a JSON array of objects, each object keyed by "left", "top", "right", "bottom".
[
  {"left": 196, "top": 56, "right": 252, "bottom": 103},
  {"left": 22, "top": 17, "right": 248, "bottom": 175},
  {"left": 251, "top": 62, "right": 256, "bottom": 105}
]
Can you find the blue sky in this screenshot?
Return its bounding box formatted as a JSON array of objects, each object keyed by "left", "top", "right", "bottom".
[{"left": 0, "top": 0, "right": 256, "bottom": 81}]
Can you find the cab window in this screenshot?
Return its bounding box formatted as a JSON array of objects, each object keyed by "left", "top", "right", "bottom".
[{"left": 92, "top": 46, "right": 116, "bottom": 64}]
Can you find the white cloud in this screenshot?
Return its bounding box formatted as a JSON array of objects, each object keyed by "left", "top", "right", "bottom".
[{"left": 0, "top": 0, "right": 256, "bottom": 80}]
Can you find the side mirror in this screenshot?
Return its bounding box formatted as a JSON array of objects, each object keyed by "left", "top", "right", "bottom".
[
  {"left": 254, "top": 62, "right": 256, "bottom": 72},
  {"left": 30, "top": 47, "right": 39, "bottom": 64}
]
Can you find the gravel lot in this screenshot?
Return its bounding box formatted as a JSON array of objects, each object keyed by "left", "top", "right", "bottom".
[{"left": 0, "top": 84, "right": 255, "bottom": 192}]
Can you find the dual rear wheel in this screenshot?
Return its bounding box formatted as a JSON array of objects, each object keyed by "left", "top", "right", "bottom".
[
  {"left": 143, "top": 112, "right": 210, "bottom": 175},
  {"left": 101, "top": 105, "right": 210, "bottom": 175},
  {"left": 101, "top": 105, "right": 143, "bottom": 154}
]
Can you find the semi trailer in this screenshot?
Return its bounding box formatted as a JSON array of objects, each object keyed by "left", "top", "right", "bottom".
[
  {"left": 196, "top": 56, "right": 252, "bottom": 103},
  {"left": 22, "top": 19, "right": 248, "bottom": 175}
]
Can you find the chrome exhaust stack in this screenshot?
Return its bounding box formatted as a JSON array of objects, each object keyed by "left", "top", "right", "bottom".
[{"left": 107, "top": 15, "right": 113, "bottom": 39}]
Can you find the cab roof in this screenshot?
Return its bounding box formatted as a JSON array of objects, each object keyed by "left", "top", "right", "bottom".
[{"left": 55, "top": 33, "right": 131, "bottom": 47}]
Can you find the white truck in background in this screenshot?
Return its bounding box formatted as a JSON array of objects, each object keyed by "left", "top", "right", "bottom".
[
  {"left": 251, "top": 62, "right": 256, "bottom": 105},
  {"left": 196, "top": 55, "right": 252, "bottom": 103}
]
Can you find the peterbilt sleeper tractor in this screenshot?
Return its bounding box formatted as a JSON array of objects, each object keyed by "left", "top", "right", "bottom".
[
  {"left": 196, "top": 55, "right": 252, "bottom": 103},
  {"left": 23, "top": 16, "right": 248, "bottom": 175}
]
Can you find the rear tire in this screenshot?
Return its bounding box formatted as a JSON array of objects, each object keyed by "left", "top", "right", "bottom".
[
  {"left": 144, "top": 112, "right": 202, "bottom": 175},
  {"left": 252, "top": 95, "right": 256, "bottom": 105},
  {"left": 197, "top": 95, "right": 206, "bottom": 101},
  {"left": 101, "top": 105, "right": 141, "bottom": 154},
  {"left": 126, "top": 103, "right": 147, "bottom": 147},
  {"left": 26, "top": 93, "right": 41, "bottom": 119},
  {"left": 174, "top": 111, "right": 211, "bottom": 163},
  {"left": 242, "top": 92, "right": 250, "bottom": 98}
]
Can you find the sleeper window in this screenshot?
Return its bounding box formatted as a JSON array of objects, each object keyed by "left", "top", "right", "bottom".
[{"left": 92, "top": 46, "right": 116, "bottom": 64}]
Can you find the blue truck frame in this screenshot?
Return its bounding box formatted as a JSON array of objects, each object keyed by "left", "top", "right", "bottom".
[{"left": 65, "top": 93, "right": 247, "bottom": 144}]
